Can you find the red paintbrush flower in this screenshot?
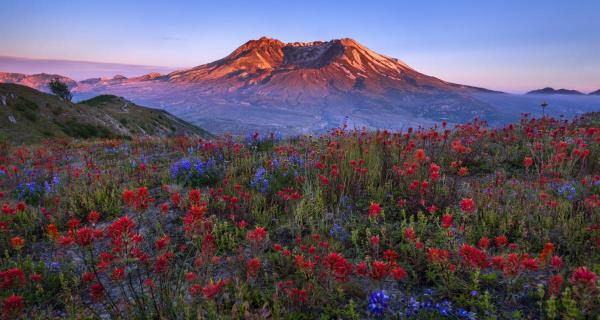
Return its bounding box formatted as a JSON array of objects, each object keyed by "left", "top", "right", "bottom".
[
  {"left": 368, "top": 202, "right": 382, "bottom": 218},
  {"left": 459, "top": 198, "right": 475, "bottom": 213}
]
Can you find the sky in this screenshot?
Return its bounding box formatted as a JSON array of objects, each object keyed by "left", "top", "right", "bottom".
[{"left": 1, "top": 0, "right": 599, "bottom": 93}]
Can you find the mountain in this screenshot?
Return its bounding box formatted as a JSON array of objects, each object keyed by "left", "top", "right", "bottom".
[
  {"left": 589, "top": 89, "right": 600, "bottom": 95},
  {"left": 0, "top": 83, "right": 210, "bottom": 144},
  {"left": 163, "top": 37, "right": 499, "bottom": 94},
  {"left": 526, "top": 87, "right": 584, "bottom": 95},
  {"left": 69, "top": 37, "right": 509, "bottom": 134},
  {"left": 0, "top": 72, "right": 77, "bottom": 92},
  {"left": 0, "top": 56, "right": 178, "bottom": 81}
]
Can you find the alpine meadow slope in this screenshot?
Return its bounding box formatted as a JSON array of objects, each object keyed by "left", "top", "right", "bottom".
[{"left": 0, "top": 83, "right": 210, "bottom": 144}]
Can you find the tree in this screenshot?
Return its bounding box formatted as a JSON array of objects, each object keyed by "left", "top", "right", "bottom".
[
  {"left": 541, "top": 101, "right": 548, "bottom": 117},
  {"left": 49, "top": 78, "right": 72, "bottom": 101}
]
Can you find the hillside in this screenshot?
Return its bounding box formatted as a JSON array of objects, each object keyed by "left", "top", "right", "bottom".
[
  {"left": 526, "top": 87, "right": 584, "bottom": 95},
  {"left": 0, "top": 72, "right": 77, "bottom": 92},
  {"left": 0, "top": 83, "right": 210, "bottom": 144}
]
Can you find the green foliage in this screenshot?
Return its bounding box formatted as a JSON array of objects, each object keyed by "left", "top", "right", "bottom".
[
  {"left": 78, "top": 94, "right": 118, "bottom": 106},
  {"left": 48, "top": 78, "right": 72, "bottom": 101},
  {"left": 56, "top": 119, "right": 113, "bottom": 139}
]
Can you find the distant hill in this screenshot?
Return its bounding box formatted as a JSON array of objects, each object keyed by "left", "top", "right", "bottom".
[
  {"left": 0, "top": 83, "right": 211, "bottom": 144},
  {"left": 589, "top": 89, "right": 600, "bottom": 95},
  {"left": 0, "top": 72, "right": 77, "bottom": 92},
  {"left": 526, "top": 87, "right": 584, "bottom": 95}
]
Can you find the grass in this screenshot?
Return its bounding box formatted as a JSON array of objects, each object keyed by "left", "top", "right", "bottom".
[
  {"left": 0, "top": 84, "right": 211, "bottom": 144},
  {"left": 0, "top": 114, "right": 597, "bottom": 319}
]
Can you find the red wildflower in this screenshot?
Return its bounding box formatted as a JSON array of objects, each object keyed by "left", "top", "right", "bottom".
[
  {"left": 459, "top": 198, "right": 476, "bottom": 213},
  {"left": 495, "top": 235, "right": 508, "bottom": 247},
  {"left": 82, "top": 272, "right": 94, "bottom": 283},
  {"left": 491, "top": 255, "right": 505, "bottom": 270},
  {"left": 10, "top": 236, "right": 25, "bottom": 250},
  {"left": 524, "top": 156, "right": 534, "bottom": 168},
  {"left": 459, "top": 244, "right": 489, "bottom": 269},
  {"left": 478, "top": 237, "right": 490, "bottom": 250},
  {"left": 521, "top": 257, "right": 538, "bottom": 271},
  {"left": 0, "top": 268, "right": 25, "bottom": 289},
  {"left": 111, "top": 268, "right": 125, "bottom": 282},
  {"left": 404, "top": 228, "right": 415, "bottom": 241},
  {"left": 318, "top": 174, "right": 329, "bottom": 185},
  {"left": 368, "top": 202, "right": 382, "bottom": 218},
  {"left": 170, "top": 192, "right": 181, "bottom": 206},
  {"left": 75, "top": 227, "right": 94, "bottom": 247},
  {"left": 67, "top": 218, "right": 81, "bottom": 229},
  {"left": 246, "top": 257, "right": 261, "bottom": 278},
  {"left": 2, "top": 294, "right": 24, "bottom": 318},
  {"left": 503, "top": 253, "right": 522, "bottom": 277},
  {"left": 551, "top": 256, "right": 563, "bottom": 269},
  {"left": 59, "top": 235, "right": 74, "bottom": 246},
  {"left": 569, "top": 266, "right": 598, "bottom": 289},
  {"left": 415, "top": 149, "right": 426, "bottom": 162},
  {"left": 391, "top": 266, "right": 407, "bottom": 281},
  {"left": 156, "top": 235, "right": 170, "bottom": 250},
  {"left": 159, "top": 202, "right": 169, "bottom": 214},
  {"left": 30, "top": 273, "right": 42, "bottom": 282},
  {"left": 416, "top": 241, "right": 424, "bottom": 250},
  {"left": 383, "top": 249, "right": 399, "bottom": 262},
  {"left": 247, "top": 226, "right": 267, "bottom": 243},
  {"left": 189, "top": 284, "right": 202, "bottom": 296},
  {"left": 356, "top": 261, "right": 368, "bottom": 276},
  {"left": 370, "top": 235, "right": 380, "bottom": 247},
  {"left": 548, "top": 274, "right": 563, "bottom": 296},
  {"left": 87, "top": 211, "right": 100, "bottom": 224},
  {"left": 47, "top": 224, "right": 59, "bottom": 240},
  {"left": 15, "top": 201, "right": 26, "bottom": 212},
  {"left": 144, "top": 278, "right": 155, "bottom": 288},
  {"left": 188, "top": 189, "right": 202, "bottom": 205},
  {"left": 202, "top": 279, "right": 228, "bottom": 299},
  {"left": 324, "top": 252, "right": 353, "bottom": 282},
  {"left": 441, "top": 214, "right": 453, "bottom": 229},
  {"left": 539, "top": 242, "right": 555, "bottom": 263},
  {"left": 90, "top": 282, "right": 105, "bottom": 300},
  {"left": 428, "top": 248, "right": 450, "bottom": 264},
  {"left": 122, "top": 189, "right": 135, "bottom": 206},
  {"left": 371, "top": 260, "right": 389, "bottom": 280},
  {"left": 185, "top": 272, "right": 197, "bottom": 282},
  {"left": 155, "top": 252, "right": 175, "bottom": 273},
  {"left": 2, "top": 203, "right": 14, "bottom": 215}
]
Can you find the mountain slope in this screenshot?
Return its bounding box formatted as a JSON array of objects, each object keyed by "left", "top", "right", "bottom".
[
  {"left": 526, "top": 87, "right": 584, "bottom": 95},
  {"left": 70, "top": 37, "right": 509, "bottom": 134},
  {"left": 0, "top": 72, "right": 77, "bottom": 92},
  {"left": 0, "top": 83, "right": 210, "bottom": 144},
  {"left": 589, "top": 89, "right": 600, "bottom": 95}
]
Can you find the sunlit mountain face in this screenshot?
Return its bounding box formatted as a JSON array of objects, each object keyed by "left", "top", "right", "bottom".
[{"left": 3, "top": 37, "right": 600, "bottom": 135}]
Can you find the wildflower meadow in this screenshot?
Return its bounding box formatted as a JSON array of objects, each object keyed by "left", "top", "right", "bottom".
[{"left": 0, "top": 114, "right": 599, "bottom": 319}]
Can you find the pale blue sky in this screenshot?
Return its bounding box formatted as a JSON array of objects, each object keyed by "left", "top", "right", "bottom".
[{"left": 1, "top": 0, "right": 599, "bottom": 93}]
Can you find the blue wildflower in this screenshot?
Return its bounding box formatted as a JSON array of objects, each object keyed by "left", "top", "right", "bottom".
[
  {"left": 250, "top": 167, "right": 269, "bottom": 193},
  {"left": 329, "top": 223, "right": 349, "bottom": 241},
  {"left": 557, "top": 183, "right": 576, "bottom": 200},
  {"left": 44, "top": 181, "right": 52, "bottom": 193},
  {"left": 368, "top": 290, "right": 389, "bottom": 316}
]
